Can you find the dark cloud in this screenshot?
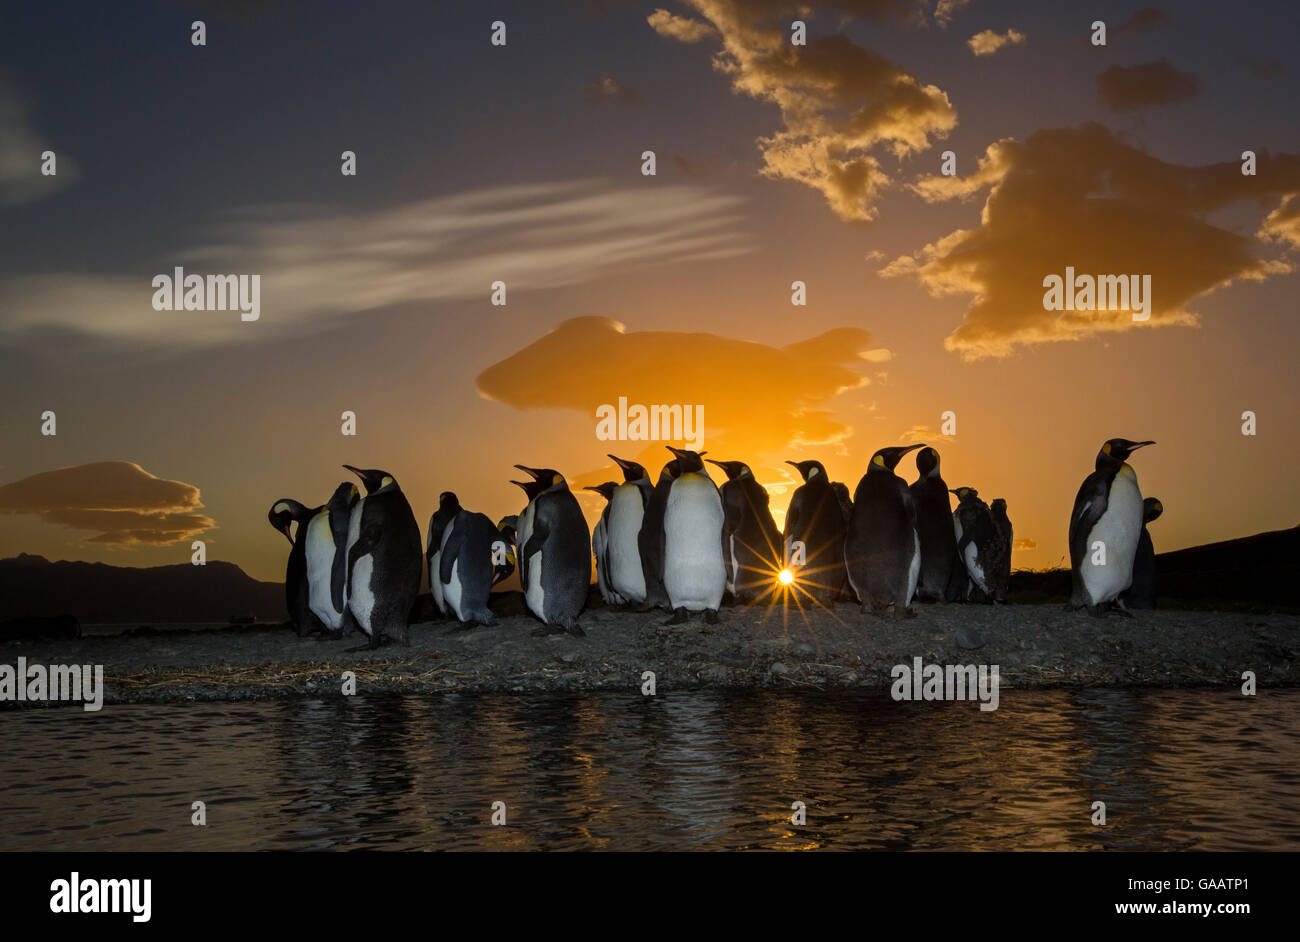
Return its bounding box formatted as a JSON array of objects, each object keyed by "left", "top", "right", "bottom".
[
  {"left": 888, "top": 124, "right": 1300, "bottom": 358},
  {"left": 0, "top": 461, "right": 214, "bottom": 545},
  {"left": 1097, "top": 60, "right": 1200, "bottom": 112},
  {"left": 1114, "top": 7, "right": 1170, "bottom": 37},
  {"left": 586, "top": 76, "right": 643, "bottom": 106}
]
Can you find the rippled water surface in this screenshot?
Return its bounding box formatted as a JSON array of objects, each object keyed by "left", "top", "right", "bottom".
[{"left": 2, "top": 689, "right": 1297, "bottom": 850}]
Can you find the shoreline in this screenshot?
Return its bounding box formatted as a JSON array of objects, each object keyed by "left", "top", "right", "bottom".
[{"left": 2, "top": 603, "right": 1296, "bottom": 707}]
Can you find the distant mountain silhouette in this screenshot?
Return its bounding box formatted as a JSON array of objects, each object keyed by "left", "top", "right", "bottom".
[
  {"left": 1011, "top": 526, "right": 1299, "bottom": 611},
  {"left": 0, "top": 554, "right": 284, "bottom": 624}
]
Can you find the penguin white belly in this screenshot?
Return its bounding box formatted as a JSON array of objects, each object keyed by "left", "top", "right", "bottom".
[
  {"left": 663, "top": 475, "right": 725, "bottom": 611},
  {"left": 305, "top": 511, "right": 345, "bottom": 630},
  {"left": 350, "top": 554, "right": 376, "bottom": 632},
  {"left": 445, "top": 557, "right": 465, "bottom": 621},
  {"left": 963, "top": 542, "right": 988, "bottom": 592},
  {"left": 1082, "top": 467, "right": 1143, "bottom": 605},
  {"left": 516, "top": 501, "right": 546, "bottom": 621},
  {"left": 607, "top": 488, "right": 647, "bottom": 602},
  {"left": 592, "top": 519, "right": 611, "bottom": 603},
  {"left": 431, "top": 523, "right": 455, "bottom": 614},
  {"left": 906, "top": 530, "right": 921, "bottom": 605},
  {"left": 727, "top": 533, "right": 738, "bottom": 593}
]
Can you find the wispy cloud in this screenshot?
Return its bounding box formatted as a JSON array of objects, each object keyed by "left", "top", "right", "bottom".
[
  {"left": 0, "top": 180, "right": 752, "bottom": 350},
  {"left": 967, "top": 28, "right": 1025, "bottom": 57},
  {"left": 0, "top": 75, "right": 80, "bottom": 207}
]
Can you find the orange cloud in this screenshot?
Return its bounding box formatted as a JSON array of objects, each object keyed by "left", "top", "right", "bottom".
[
  {"left": 0, "top": 461, "right": 214, "bottom": 545},
  {"left": 883, "top": 124, "right": 1300, "bottom": 358},
  {"left": 968, "top": 29, "right": 1026, "bottom": 57},
  {"left": 650, "top": 1, "right": 955, "bottom": 220},
  {"left": 476, "top": 316, "right": 889, "bottom": 485}
]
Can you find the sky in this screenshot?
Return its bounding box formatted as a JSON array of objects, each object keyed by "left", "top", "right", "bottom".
[{"left": 1, "top": 0, "right": 1297, "bottom": 583}]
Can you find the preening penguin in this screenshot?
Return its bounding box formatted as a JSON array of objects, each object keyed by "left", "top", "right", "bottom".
[
  {"left": 493, "top": 515, "right": 519, "bottom": 586},
  {"left": 661, "top": 447, "right": 726, "bottom": 623},
  {"left": 585, "top": 482, "right": 625, "bottom": 606},
  {"left": 707, "top": 458, "right": 783, "bottom": 604},
  {"left": 426, "top": 492, "right": 462, "bottom": 618},
  {"left": 1121, "top": 496, "right": 1163, "bottom": 610},
  {"left": 950, "top": 486, "right": 994, "bottom": 600},
  {"left": 784, "top": 459, "right": 849, "bottom": 605},
  {"left": 303, "top": 482, "right": 360, "bottom": 634},
  {"left": 844, "top": 445, "right": 923, "bottom": 617},
  {"left": 638, "top": 457, "right": 683, "bottom": 611},
  {"left": 606, "top": 455, "right": 653, "bottom": 605},
  {"left": 987, "top": 498, "right": 1013, "bottom": 603},
  {"left": 1068, "top": 439, "right": 1155, "bottom": 615},
  {"left": 437, "top": 506, "right": 502, "bottom": 626},
  {"left": 268, "top": 498, "right": 325, "bottom": 635},
  {"left": 908, "top": 447, "right": 962, "bottom": 603},
  {"left": 342, "top": 465, "right": 423, "bottom": 647},
  {"left": 513, "top": 465, "right": 591, "bottom": 635}
]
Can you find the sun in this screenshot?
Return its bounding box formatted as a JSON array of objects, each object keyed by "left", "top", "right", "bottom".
[{"left": 778, "top": 568, "right": 794, "bottom": 585}]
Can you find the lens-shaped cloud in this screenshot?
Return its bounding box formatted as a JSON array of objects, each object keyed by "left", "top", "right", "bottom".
[{"left": 0, "top": 461, "right": 214, "bottom": 545}]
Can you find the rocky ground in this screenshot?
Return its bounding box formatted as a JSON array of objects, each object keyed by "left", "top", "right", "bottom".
[{"left": 3, "top": 598, "right": 1297, "bottom": 706}]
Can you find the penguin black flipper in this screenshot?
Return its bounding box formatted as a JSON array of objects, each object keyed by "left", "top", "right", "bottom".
[
  {"left": 1068, "top": 471, "right": 1111, "bottom": 606},
  {"left": 521, "top": 517, "right": 550, "bottom": 573},
  {"left": 439, "top": 519, "right": 466, "bottom": 586},
  {"left": 329, "top": 502, "right": 352, "bottom": 615}
]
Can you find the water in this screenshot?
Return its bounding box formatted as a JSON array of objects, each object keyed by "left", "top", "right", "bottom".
[{"left": 2, "top": 689, "right": 1297, "bottom": 851}]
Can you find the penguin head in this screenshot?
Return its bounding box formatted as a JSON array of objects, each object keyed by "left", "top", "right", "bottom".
[
  {"left": 786, "top": 459, "right": 826, "bottom": 483},
  {"left": 268, "top": 499, "right": 309, "bottom": 544},
  {"left": 949, "top": 486, "right": 979, "bottom": 503},
  {"left": 343, "top": 465, "right": 396, "bottom": 494},
  {"left": 514, "top": 465, "right": 568, "bottom": 493},
  {"left": 666, "top": 446, "right": 707, "bottom": 474},
  {"left": 327, "top": 481, "right": 361, "bottom": 511},
  {"left": 510, "top": 478, "right": 545, "bottom": 502},
  {"left": 915, "top": 446, "right": 942, "bottom": 478},
  {"left": 658, "top": 459, "right": 682, "bottom": 482},
  {"left": 706, "top": 459, "right": 752, "bottom": 481},
  {"left": 991, "top": 497, "right": 1008, "bottom": 515},
  {"left": 496, "top": 515, "right": 518, "bottom": 539},
  {"left": 438, "top": 491, "right": 461, "bottom": 515},
  {"left": 584, "top": 482, "right": 618, "bottom": 502},
  {"left": 870, "top": 444, "right": 924, "bottom": 473},
  {"left": 1143, "top": 497, "right": 1164, "bottom": 523},
  {"left": 608, "top": 454, "right": 650, "bottom": 483},
  {"left": 1098, "top": 439, "right": 1155, "bottom": 467},
  {"left": 493, "top": 516, "right": 518, "bottom": 584}
]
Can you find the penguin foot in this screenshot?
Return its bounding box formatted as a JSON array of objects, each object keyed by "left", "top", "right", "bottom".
[
  {"left": 705, "top": 609, "right": 720, "bottom": 625},
  {"left": 665, "top": 608, "right": 689, "bottom": 625}
]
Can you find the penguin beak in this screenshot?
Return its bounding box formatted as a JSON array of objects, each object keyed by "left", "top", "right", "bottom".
[
  {"left": 513, "top": 465, "right": 542, "bottom": 480},
  {"left": 509, "top": 480, "right": 530, "bottom": 493},
  {"left": 785, "top": 460, "right": 799, "bottom": 470},
  {"left": 666, "top": 446, "right": 691, "bottom": 459},
  {"left": 1130, "top": 441, "right": 1155, "bottom": 450},
  {"left": 608, "top": 454, "right": 632, "bottom": 470},
  {"left": 278, "top": 522, "right": 294, "bottom": 545},
  {"left": 901, "top": 443, "right": 925, "bottom": 454}
]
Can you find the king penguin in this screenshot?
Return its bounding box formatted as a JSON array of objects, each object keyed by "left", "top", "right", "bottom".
[
  {"left": 268, "top": 498, "right": 325, "bottom": 635},
  {"left": 606, "top": 455, "right": 654, "bottom": 606},
  {"left": 845, "top": 445, "right": 924, "bottom": 617},
  {"left": 436, "top": 503, "right": 501, "bottom": 626},
  {"left": 426, "top": 492, "right": 462, "bottom": 619},
  {"left": 1121, "top": 496, "right": 1163, "bottom": 610},
  {"left": 784, "top": 459, "right": 849, "bottom": 605},
  {"left": 1068, "top": 439, "right": 1155, "bottom": 615},
  {"left": 343, "top": 465, "right": 423, "bottom": 647},
  {"left": 707, "top": 458, "right": 783, "bottom": 604},
  {"left": 950, "top": 486, "right": 994, "bottom": 601},
  {"left": 908, "top": 447, "right": 962, "bottom": 603},
  {"left": 513, "top": 465, "right": 591, "bottom": 635},
  {"left": 584, "top": 482, "right": 624, "bottom": 606},
  {"left": 637, "top": 457, "right": 683, "bottom": 611},
  {"left": 661, "top": 447, "right": 726, "bottom": 623},
  {"left": 303, "top": 482, "right": 360, "bottom": 635},
  {"left": 988, "top": 498, "right": 1013, "bottom": 603}
]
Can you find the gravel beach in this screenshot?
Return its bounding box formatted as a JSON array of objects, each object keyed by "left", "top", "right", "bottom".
[{"left": 4, "top": 599, "right": 1297, "bottom": 706}]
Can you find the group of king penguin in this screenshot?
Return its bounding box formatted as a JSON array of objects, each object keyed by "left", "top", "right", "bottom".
[{"left": 268, "top": 436, "right": 1164, "bottom": 643}]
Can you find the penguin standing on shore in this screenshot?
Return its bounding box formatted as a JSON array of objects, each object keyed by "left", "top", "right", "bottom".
[
  {"left": 1121, "top": 497, "right": 1163, "bottom": 610},
  {"left": 585, "top": 482, "right": 624, "bottom": 606},
  {"left": 988, "top": 498, "right": 1013, "bottom": 603},
  {"left": 950, "top": 486, "right": 994, "bottom": 601},
  {"left": 426, "top": 492, "right": 462, "bottom": 618},
  {"left": 707, "top": 459, "right": 783, "bottom": 604},
  {"left": 606, "top": 455, "right": 653, "bottom": 606},
  {"left": 513, "top": 466, "right": 591, "bottom": 635},
  {"left": 268, "top": 498, "right": 324, "bottom": 635},
  {"left": 845, "top": 445, "right": 924, "bottom": 617},
  {"left": 303, "top": 482, "right": 360, "bottom": 635},
  {"left": 784, "top": 459, "right": 849, "bottom": 605},
  {"left": 437, "top": 504, "right": 501, "bottom": 626},
  {"left": 661, "top": 447, "right": 726, "bottom": 623},
  {"left": 908, "top": 448, "right": 962, "bottom": 603},
  {"left": 638, "top": 457, "right": 682, "bottom": 611},
  {"left": 1068, "top": 439, "right": 1155, "bottom": 615},
  {"left": 493, "top": 515, "right": 518, "bottom": 587},
  {"left": 343, "top": 465, "right": 423, "bottom": 647}
]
